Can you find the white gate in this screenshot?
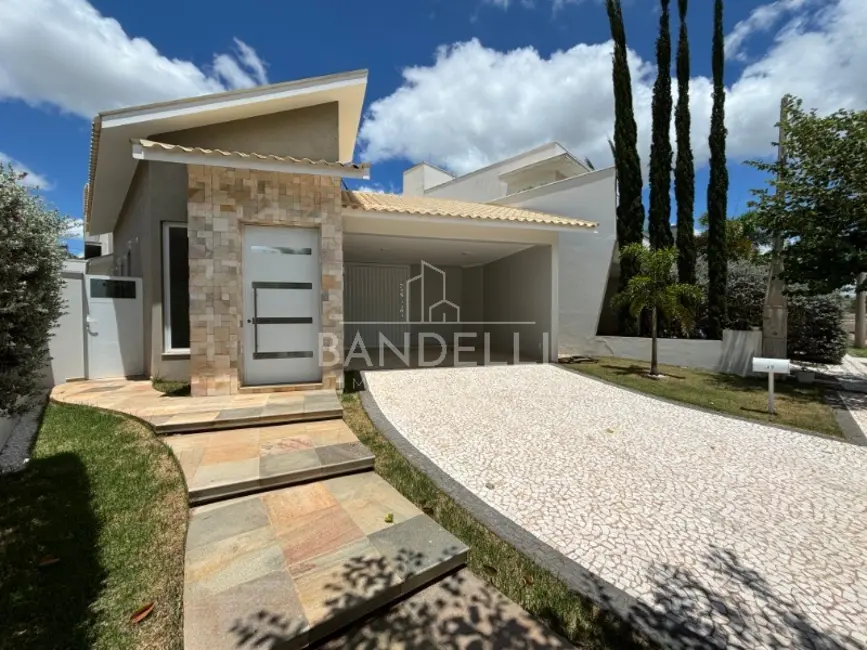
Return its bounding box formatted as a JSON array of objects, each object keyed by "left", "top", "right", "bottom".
[{"left": 85, "top": 275, "right": 144, "bottom": 379}]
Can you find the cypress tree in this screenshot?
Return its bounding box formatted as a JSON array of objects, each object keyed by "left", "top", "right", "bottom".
[
  {"left": 674, "top": 0, "right": 696, "bottom": 284},
  {"left": 606, "top": 0, "right": 646, "bottom": 334},
  {"left": 648, "top": 0, "right": 674, "bottom": 250},
  {"left": 706, "top": 0, "right": 729, "bottom": 339}
]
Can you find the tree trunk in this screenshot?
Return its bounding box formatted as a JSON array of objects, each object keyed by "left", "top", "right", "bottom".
[
  {"left": 856, "top": 272, "right": 866, "bottom": 348},
  {"left": 651, "top": 306, "right": 659, "bottom": 376}
]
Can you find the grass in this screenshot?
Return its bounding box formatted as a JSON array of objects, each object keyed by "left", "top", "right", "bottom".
[
  {"left": 0, "top": 402, "right": 187, "bottom": 650},
  {"left": 341, "top": 391, "right": 655, "bottom": 650},
  {"left": 848, "top": 346, "right": 867, "bottom": 358},
  {"left": 566, "top": 356, "right": 842, "bottom": 437},
  {"left": 151, "top": 378, "right": 191, "bottom": 397}
]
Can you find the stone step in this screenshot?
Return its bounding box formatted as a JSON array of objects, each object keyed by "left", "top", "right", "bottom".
[
  {"left": 154, "top": 389, "right": 343, "bottom": 435},
  {"left": 183, "top": 473, "right": 469, "bottom": 650},
  {"left": 166, "top": 421, "right": 375, "bottom": 505},
  {"left": 317, "top": 568, "right": 576, "bottom": 649}
]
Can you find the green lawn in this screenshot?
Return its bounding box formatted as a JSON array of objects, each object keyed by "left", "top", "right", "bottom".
[
  {"left": 151, "top": 378, "right": 191, "bottom": 397},
  {"left": 848, "top": 346, "right": 867, "bottom": 358},
  {"left": 342, "top": 392, "right": 655, "bottom": 650},
  {"left": 0, "top": 403, "right": 187, "bottom": 650},
  {"left": 567, "top": 356, "right": 841, "bottom": 437}
]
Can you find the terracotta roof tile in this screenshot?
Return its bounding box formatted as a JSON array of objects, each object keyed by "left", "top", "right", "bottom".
[
  {"left": 341, "top": 191, "right": 596, "bottom": 229},
  {"left": 133, "top": 139, "right": 370, "bottom": 172}
]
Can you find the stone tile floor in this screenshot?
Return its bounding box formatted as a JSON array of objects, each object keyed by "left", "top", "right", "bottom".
[
  {"left": 364, "top": 364, "right": 867, "bottom": 650},
  {"left": 319, "top": 568, "right": 575, "bottom": 649},
  {"left": 51, "top": 379, "right": 342, "bottom": 433},
  {"left": 165, "top": 421, "right": 375, "bottom": 504},
  {"left": 184, "top": 473, "right": 468, "bottom": 650},
  {"left": 811, "top": 354, "right": 867, "bottom": 393}
]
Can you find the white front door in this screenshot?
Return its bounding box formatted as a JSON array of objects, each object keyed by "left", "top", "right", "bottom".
[
  {"left": 85, "top": 275, "right": 144, "bottom": 379},
  {"left": 242, "top": 226, "right": 321, "bottom": 386}
]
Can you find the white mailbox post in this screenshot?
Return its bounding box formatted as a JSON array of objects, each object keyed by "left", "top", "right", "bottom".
[{"left": 752, "top": 357, "right": 791, "bottom": 415}]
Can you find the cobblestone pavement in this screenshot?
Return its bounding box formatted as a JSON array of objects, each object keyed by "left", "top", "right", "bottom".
[
  {"left": 811, "top": 355, "right": 867, "bottom": 393},
  {"left": 363, "top": 364, "right": 867, "bottom": 650}
]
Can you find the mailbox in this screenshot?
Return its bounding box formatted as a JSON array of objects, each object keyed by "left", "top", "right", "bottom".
[
  {"left": 751, "top": 357, "right": 791, "bottom": 415},
  {"left": 752, "top": 357, "right": 790, "bottom": 375}
]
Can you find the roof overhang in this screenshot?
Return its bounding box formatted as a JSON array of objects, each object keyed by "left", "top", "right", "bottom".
[
  {"left": 498, "top": 152, "right": 589, "bottom": 183},
  {"left": 87, "top": 69, "right": 368, "bottom": 235},
  {"left": 131, "top": 139, "right": 370, "bottom": 179}
]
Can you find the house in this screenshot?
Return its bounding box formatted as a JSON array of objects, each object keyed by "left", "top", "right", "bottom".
[{"left": 83, "top": 69, "right": 617, "bottom": 397}]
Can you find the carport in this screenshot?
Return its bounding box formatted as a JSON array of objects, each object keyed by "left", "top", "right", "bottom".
[{"left": 341, "top": 193, "right": 565, "bottom": 370}]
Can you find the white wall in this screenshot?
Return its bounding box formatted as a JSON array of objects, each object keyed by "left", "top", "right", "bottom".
[
  {"left": 497, "top": 169, "right": 618, "bottom": 358},
  {"left": 423, "top": 142, "right": 569, "bottom": 203},
  {"left": 45, "top": 260, "right": 87, "bottom": 385},
  {"left": 482, "top": 245, "right": 552, "bottom": 359},
  {"left": 402, "top": 164, "right": 454, "bottom": 196},
  {"left": 578, "top": 329, "right": 763, "bottom": 377}
]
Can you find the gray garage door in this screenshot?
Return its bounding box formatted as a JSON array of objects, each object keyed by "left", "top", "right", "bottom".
[{"left": 344, "top": 263, "right": 411, "bottom": 350}]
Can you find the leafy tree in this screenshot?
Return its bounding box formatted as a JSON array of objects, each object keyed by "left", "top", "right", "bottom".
[
  {"left": 746, "top": 98, "right": 867, "bottom": 294},
  {"left": 706, "top": 0, "right": 729, "bottom": 340},
  {"left": 695, "top": 213, "right": 762, "bottom": 261},
  {"left": 606, "top": 0, "right": 646, "bottom": 334},
  {"left": 0, "top": 164, "right": 67, "bottom": 417},
  {"left": 612, "top": 244, "right": 702, "bottom": 376},
  {"left": 674, "top": 0, "right": 696, "bottom": 284},
  {"left": 694, "top": 258, "right": 847, "bottom": 363},
  {"left": 648, "top": 0, "right": 675, "bottom": 251}
]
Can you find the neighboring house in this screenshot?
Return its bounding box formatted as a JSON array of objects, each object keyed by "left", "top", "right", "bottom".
[{"left": 83, "top": 69, "right": 617, "bottom": 397}]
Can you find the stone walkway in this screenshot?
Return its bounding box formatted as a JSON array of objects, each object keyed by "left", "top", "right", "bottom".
[
  {"left": 184, "top": 473, "right": 467, "bottom": 650},
  {"left": 51, "top": 379, "right": 341, "bottom": 433},
  {"left": 363, "top": 364, "right": 867, "bottom": 650},
  {"left": 165, "top": 421, "right": 374, "bottom": 504},
  {"left": 812, "top": 354, "right": 867, "bottom": 393}
]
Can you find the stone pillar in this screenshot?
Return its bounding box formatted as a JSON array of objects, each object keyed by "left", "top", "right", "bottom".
[{"left": 186, "top": 165, "right": 343, "bottom": 397}]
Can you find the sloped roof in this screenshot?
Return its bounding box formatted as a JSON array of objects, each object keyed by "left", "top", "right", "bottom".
[
  {"left": 132, "top": 139, "right": 370, "bottom": 173},
  {"left": 342, "top": 191, "right": 597, "bottom": 229}
]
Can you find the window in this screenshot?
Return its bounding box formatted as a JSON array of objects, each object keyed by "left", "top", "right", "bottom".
[
  {"left": 90, "top": 278, "right": 136, "bottom": 299},
  {"left": 162, "top": 223, "right": 190, "bottom": 352}
]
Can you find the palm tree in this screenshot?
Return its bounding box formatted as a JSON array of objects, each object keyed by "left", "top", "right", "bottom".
[{"left": 612, "top": 244, "right": 702, "bottom": 376}]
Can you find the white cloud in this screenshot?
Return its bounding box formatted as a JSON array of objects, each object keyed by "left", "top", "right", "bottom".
[
  {"left": 725, "top": 0, "right": 815, "bottom": 61},
  {"left": 360, "top": 0, "right": 867, "bottom": 178},
  {"left": 354, "top": 184, "right": 387, "bottom": 194},
  {"left": 483, "top": 0, "right": 576, "bottom": 10},
  {"left": 0, "top": 153, "right": 52, "bottom": 189},
  {"left": 0, "top": 0, "right": 269, "bottom": 119},
  {"left": 66, "top": 219, "right": 84, "bottom": 239}
]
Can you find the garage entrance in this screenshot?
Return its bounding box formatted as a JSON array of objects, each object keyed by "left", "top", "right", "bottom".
[{"left": 343, "top": 232, "right": 553, "bottom": 370}]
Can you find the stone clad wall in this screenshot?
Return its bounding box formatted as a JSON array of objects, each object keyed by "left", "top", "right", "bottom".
[{"left": 186, "top": 165, "right": 343, "bottom": 396}]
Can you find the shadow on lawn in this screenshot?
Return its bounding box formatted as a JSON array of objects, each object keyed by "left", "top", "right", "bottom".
[
  {"left": 0, "top": 453, "right": 102, "bottom": 650},
  {"left": 598, "top": 364, "right": 689, "bottom": 381}
]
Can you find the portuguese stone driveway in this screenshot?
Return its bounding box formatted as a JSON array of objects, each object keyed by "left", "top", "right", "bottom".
[{"left": 363, "top": 364, "right": 867, "bottom": 650}]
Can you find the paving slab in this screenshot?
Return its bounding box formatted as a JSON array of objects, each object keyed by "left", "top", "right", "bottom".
[
  {"left": 51, "top": 378, "right": 343, "bottom": 434},
  {"left": 317, "top": 568, "right": 575, "bottom": 649},
  {"left": 184, "top": 474, "right": 469, "bottom": 650},
  {"left": 165, "top": 421, "right": 375, "bottom": 504}
]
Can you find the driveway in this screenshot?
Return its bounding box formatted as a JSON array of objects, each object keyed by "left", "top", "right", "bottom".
[{"left": 362, "top": 364, "right": 867, "bottom": 650}]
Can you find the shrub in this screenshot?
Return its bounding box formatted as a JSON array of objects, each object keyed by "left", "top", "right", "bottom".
[
  {"left": 695, "top": 258, "right": 847, "bottom": 363},
  {"left": 0, "top": 164, "right": 67, "bottom": 417},
  {"left": 787, "top": 292, "right": 849, "bottom": 364}
]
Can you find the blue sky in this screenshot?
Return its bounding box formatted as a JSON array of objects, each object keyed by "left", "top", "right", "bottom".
[{"left": 1, "top": 0, "right": 864, "bottom": 255}]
